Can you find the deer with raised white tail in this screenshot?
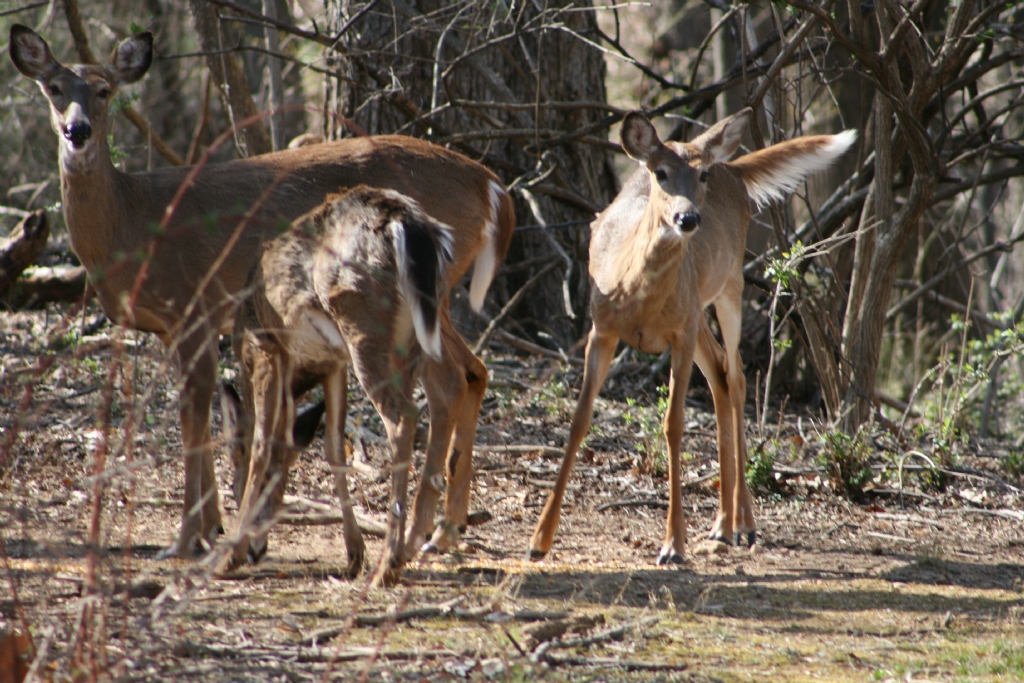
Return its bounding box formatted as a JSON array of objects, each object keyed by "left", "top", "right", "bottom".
[
  {"left": 529, "top": 109, "right": 856, "bottom": 564},
  {"left": 225, "top": 186, "right": 464, "bottom": 586},
  {"left": 9, "top": 25, "right": 514, "bottom": 561}
]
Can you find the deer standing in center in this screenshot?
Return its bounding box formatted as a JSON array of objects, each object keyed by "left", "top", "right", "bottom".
[
  {"left": 529, "top": 110, "right": 855, "bottom": 563},
  {"left": 9, "top": 25, "right": 514, "bottom": 560}
]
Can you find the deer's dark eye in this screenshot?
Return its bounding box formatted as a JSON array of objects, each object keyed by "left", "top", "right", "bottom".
[
  {"left": 655, "top": 168, "right": 668, "bottom": 182},
  {"left": 97, "top": 88, "right": 111, "bottom": 99},
  {"left": 48, "top": 84, "right": 61, "bottom": 96},
  {"left": 699, "top": 170, "right": 709, "bottom": 183}
]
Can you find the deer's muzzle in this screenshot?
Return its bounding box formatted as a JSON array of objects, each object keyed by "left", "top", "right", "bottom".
[
  {"left": 674, "top": 211, "right": 701, "bottom": 233},
  {"left": 63, "top": 120, "right": 92, "bottom": 147}
]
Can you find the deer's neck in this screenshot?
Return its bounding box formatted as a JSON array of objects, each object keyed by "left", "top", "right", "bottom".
[
  {"left": 59, "top": 139, "right": 134, "bottom": 272},
  {"left": 597, "top": 211, "right": 686, "bottom": 302}
]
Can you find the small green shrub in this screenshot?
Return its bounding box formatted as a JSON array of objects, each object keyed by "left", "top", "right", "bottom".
[
  {"left": 746, "top": 442, "right": 777, "bottom": 494},
  {"left": 817, "top": 429, "right": 873, "bottom": 500},
  {"left": 623, "top": 385, "right": 669, "bottom": 477}
]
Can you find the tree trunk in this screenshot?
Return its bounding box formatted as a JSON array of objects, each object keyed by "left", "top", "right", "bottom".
[
  {"left": 329, "top": 0, "right": 617, "bottom": 348},
  {"left": 189, "top": 0, "right": 273, "bottom": 157}
]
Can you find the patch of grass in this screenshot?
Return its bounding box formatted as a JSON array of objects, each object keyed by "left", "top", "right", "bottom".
[{"left": 1002, "top": 450, "right": 1024, "bottom": 482}]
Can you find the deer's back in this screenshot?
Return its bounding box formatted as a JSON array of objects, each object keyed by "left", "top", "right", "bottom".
[{"left": 115, "top": 136, "right": 498, "bottom": 333}]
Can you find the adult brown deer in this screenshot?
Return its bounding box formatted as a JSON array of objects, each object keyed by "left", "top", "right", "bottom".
[
  {"left": 529, "top": 110, "right": 855, "bottom": 564},
  {"left": 227, "top": 186, "right": 462, "bottom": 585},
  {"left": 9, "top": 25, "right": 515, "bottom": 560}
]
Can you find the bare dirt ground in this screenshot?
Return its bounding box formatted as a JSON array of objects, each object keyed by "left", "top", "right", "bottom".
[{"left": 2, "top": 302, "right": 1023, "bottom": 682}]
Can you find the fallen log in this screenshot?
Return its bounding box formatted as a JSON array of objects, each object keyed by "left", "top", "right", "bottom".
[
  {"left": 3, "top": 265, "right": 90, "bottom": 309},
  {"left": 0, "top": 209, "right": 48, "bottom": 293}
]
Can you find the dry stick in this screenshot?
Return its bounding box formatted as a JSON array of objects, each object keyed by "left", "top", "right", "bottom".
[
  {"left": 595, "top": 471, "right": 719, "bottom": 512},
  {"left": 238, "top": 486, "right": 389, "bottom": 535},
  {"left": 302, "top": 604, "right": 571, "bottom": 647},
  {"left": 178, "top": 641, "right": 462, "bottom": 662},
  {"left": 472, "top": 259, "right": 562, "bottom": 355},
  {"left": 301, "top": 597, "right": 468, "bottom": 645},
  {"left": 61, "top": 0, "right": 184, "bottom": 166},
  {"left": 540, "top": 22, "right": 827, "bottom": 152},
  {"left": 533, "top": 616, "right": 661, "bottom": 665},
  {"left": 885, "top": 233, "right": 1024, "bottom": 322},
  {"left": 185, "top": 71, "right": 213, "bottom": 165},
  {"left": 542, "top": 655, "right": 687, "bottom": 672},
  {"left": 208, "top": 0, "right": 368, "bottom": 47},
  {"left": 0, "top": 1, "right": 49, "bottom": 18},
  {"left": 745, "top": 7, "right": 825, "bottom": 112},
  {"left": 494, "top": 329, "right": 583, "bottom": 366},
  {"left": 454, "top": 100, "right": 624, "bottom": 114}
]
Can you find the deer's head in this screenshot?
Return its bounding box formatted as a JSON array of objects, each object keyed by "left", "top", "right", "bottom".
[
  {"left": 9, "top": 25, "right": 152, "bottom": 172},
  {"left": 621, "top": 109, "right": 752, "bottom": 241}
]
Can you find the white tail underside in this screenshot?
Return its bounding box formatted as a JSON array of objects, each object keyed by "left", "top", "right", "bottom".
[
  {"left": 390, "top": 220, "right": 445, "bottom": 361},
  {"left": 742, "top": 130, "right": 858, "bottom": 208},
  {"left": 468, "top": 180, "right": 506, "bottom": 311}
]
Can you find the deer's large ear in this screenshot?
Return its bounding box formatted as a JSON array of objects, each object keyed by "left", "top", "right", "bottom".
[
  {"left": 620, "top": 112, "right": 662, "bottom": 162},
  {"left": 691, "top": 108, "right": 751, "bottom": 164},
  {"left": 9, "top": 25, "right": 59, "bottom": 80},
  {"left": 111, "top": 32, "right": 153, "bottom": 84}
]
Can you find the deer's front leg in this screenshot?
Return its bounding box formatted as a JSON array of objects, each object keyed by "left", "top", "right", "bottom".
[
  {"left": 658, "top": 329, "right": 696, "bottom": 566},
  {"left": 529, "top": 329, "right": 619, "bottom": 560},
  {"left": 218, "top": 350, "right": 284, "bottom": 572},
  {"left": 162, "top": 333, "right": 223, "bottom": 559}
]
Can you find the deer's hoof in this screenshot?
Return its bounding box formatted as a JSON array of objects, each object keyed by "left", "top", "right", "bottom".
[
  {"left": 157, "top": 536, "right": 206, "bottom": 561},
  {"left": 736, "top": 530, "right": 757, "bottom": 548},
  {"left": 656, "top": 546, "right": 685, "bottom": 566},
  {"left": 247, "top": 541, "right": 267, "bottom": 565}
]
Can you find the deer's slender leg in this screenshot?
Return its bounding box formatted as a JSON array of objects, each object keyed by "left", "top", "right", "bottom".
[
  {"left": 163, "top": 331, "right": 223, "bottom": 558},
  {"left": 324, "top": 364, "right": 364, "bottom": 577},
  {"left": 248, "top": 355, "right": 297, "bottom": 563},
  {"left": 422, "top": 319, "right": 487, "bottom": 554},
  {"left": 693, "top": 317, "right": 735, "bottom": 545},
  {"left": 716, "top": 285, "right": 755, "bottom": 547},
  {"left": 529, "top": 329, "right": 619, "bottom": 560},
  {"left": 408, "top": 321, "right": 464, "bottom": 555},
  {"left": 221, "top": 347, "right": 283, "bottom": 571},
  {"left": 658, "top": 325, "right": 697, "bottom": 565},
  {"left": 344, "top": 334, "right": 418, "bottom": 587}
]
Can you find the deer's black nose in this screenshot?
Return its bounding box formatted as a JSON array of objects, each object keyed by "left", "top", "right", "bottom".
[
  {"left": 674, "top": 212, "right": 701, "bottom": 233},
  {"left": 63, "top": 121, "right": 92, "bottom": 147}
]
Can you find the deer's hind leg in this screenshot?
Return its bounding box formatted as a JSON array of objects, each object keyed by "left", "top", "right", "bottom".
[
  {"left": 407, "top": 327, "right": 463, "bottom": 556},
  {"left": 324, "top": 364, "right": 365, "bottom": 577},
  {"left": 694, "top": 317, "right": 736, "bottom": 546},
  {"left": 341, "top": 330, "right": 419, "bottom": 587},
  {"left": 713, "top": 285, "right": 755, "bottom": 547},
  {"left": 419, "top": 317, "right": 487, "bottom": 555}
]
